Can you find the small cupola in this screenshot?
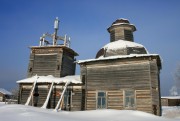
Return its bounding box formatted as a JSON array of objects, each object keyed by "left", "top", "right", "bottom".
[
  {"left": 107, "top": 18, "right": 136, "bottom": 42},
  {"left": 96, "top": 18, "right": 148, "bottom": 59}
]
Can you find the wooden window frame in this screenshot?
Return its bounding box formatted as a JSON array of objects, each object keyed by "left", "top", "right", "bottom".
[
  {"left": 96, "top": 91, "right": 107, "bottom": 109},
  {"left": 123, "top": 90, "right": 136, "bottom": 109},
  {"left": 124, "top": 29, "right": 133, "bottom": 41}
]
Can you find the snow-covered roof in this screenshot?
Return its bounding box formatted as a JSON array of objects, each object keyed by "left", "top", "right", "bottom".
[
  {"left": 108, "top": 18, "right": 136, "bottom": 31},
  {"left": 95, "top": 40, "right": 149, "bottom": 58},
  {"left": 0, "top": 88, "right": 12, "bottom": 95},
  {"left": 103, "top": 40, "right": 148, "bottom": 52},
  {"left": 29, "top": 45, "right": 79, "bottom": 56},
  {"left": 161, "top": 96, "right": 180, "bottom": 99},
  {"left": 77, "top": 54, "right": 160, "bottom": 64},
  {"left": 111, "top": 23, "right": 136, "bottom": 28},
  {"left": 17, "top": 75, "right": 81, "bottom": 84}
]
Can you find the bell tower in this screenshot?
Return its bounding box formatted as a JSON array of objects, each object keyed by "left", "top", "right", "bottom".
[
  {"left": 27, "top": 17, "right": 78, "bottom": 78},
  {"left": 107, "top": 18, "right": 136, "bottom": 42}
]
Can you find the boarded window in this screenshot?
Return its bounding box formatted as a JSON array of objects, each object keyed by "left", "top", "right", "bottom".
[
  {"left": 82, "top": 75, "right": 86, "bottom": 84},
  {"left": 110, "top": 30, "right": 115, "bottom": 42},
  {"left": 97, "top": 91, "right": 106, "bottom": 109},
  {"left": 124, "top": 30, "right": 133, "bottom": 41},
  {"left": 124, "top": 90, "right": 135, "bottom": 108}
]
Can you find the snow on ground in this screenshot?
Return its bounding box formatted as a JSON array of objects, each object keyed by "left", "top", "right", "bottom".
[
  {"left": 162, "top": 106, "right": 180, "bottom": 119},
  {"left": 0, "top": 102, "right": 179, "bottom": 121}
]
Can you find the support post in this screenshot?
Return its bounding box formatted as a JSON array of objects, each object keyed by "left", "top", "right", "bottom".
[
  {"left": 41, "top": 81, "right": 54, "bottom": 109},
  {"left": 25, "top": 76, "right": 39, "bottom": 106},
  {"left": 54, "top": 81, "right": 69, "bottom": 111}
]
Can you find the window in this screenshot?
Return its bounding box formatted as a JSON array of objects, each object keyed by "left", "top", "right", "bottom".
[
  {"left": 124, "top": 90, "right": 135, "bottom": 108},
  {"left": 33, "top": 86, "right": 39, "bottom": 107},
  {"left": 124, "top": 30, "right": 133, "bottom": 41},
  {"left": 97, "top": 91, "right": 106, "bottom": 109},
  {"left": 57, "top": 65, "right": 60, "bottom": 70},
  {"left": 63, "top": 90, "right": 71, "bottom": 111},
  {"left": 110, "top": 30, "right": 115, "bottom": 42},
  {"left": 82, "top": 75, "right": 85, "bottom": 84}
]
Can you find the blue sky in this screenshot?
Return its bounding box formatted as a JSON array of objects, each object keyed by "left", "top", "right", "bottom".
[{"left": 0, "top": 0, "right": 180, "bottom": 96}]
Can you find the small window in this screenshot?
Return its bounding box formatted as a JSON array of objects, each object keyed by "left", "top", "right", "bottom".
[
  {"left": 124, "top": 30, "right": 133, "bottom": 41},
  {"left": 57, "top": 65, "right": 60, "bottom": 70},
  {"left": 29, "top": 67, "right": 32, "bottom": 72},
  {"left": 124, "top": 90, "right": 135, "bottom": 108},
  {"left": 82, "top": 75, "right": 85, "bottom": 84},
  {"left": 97, "top": 91, "right": 106, "bottom": 109}
]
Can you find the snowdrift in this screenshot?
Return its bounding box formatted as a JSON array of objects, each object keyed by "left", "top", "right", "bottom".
[{"left": 0, "top": 103, "right": 178, "bottom": 121}]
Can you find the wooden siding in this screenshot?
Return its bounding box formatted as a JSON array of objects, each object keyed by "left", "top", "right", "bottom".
[
  {"left": 27, "top": 46, "right": 77, "bottom": 78},
  {"left": 61, "top": 51, "right": 76, "bottom": 77},
  {"left": 19, "top": 83, "right": 82, "bottom": 111},
  {"left": 109, "top": 26, "right": 134, "bottom": 42},
  {"left": 19, "top": 83, "right": 62, "bottom": 108},
  {"left": 82, "top": 60, "right": 153, "bottom": 111},
  {"left": 161, "top": 98, "right": 180, "bottom": 106},
  {"left": 27, "top": 47, "right": 64, "bottom": 77},
  {"left": 136, "top": 90, "right": 152, "bottom": 114},
  {"left": 86, "top": 91, "right": 96, "bottom": 110},
  {"left": 85, "top": 60, "right": 151, "bottom": 91},
  {"left": 19, "top": 84, "right": 32, "bottom": 104},
  {"left": 49, "top": 85, "right": 62, "bottom": 109},
  {"left": 27, "top": 52, "right": 63, "bottom": 77},
  {"left": 85, "top": 89, "right": 154, "bottom": 113},
  {"left": 24, "top": 46, "right": 78, "bottom": 108},
  {"left": 19, "top": 84, "right": 49, "bottom": 107},
  {"left": 71, "top": 87, "right": 83, "bottom": 111},
  {"left": 32, "top": 54, "right": 58, "bottom": 76},
  {"left": 149, "top": 59, "right": 161, "bottom": 115},
  {"left": 34, "top": 85, "right": 49, "bottom": 107},
  {"left": 161, "top": 98, "right": 168, "bottom": 106},
  {"left": 107, "top": 90, "right": 123, "bottom": 109},
  {"left": 80, "top": 57, "right": 161, "bottom": 116}
]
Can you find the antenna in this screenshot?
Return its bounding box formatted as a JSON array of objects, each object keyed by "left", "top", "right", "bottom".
[
  {"left": 38, "top": 17, "right": 71, "bottom": 47},
  {"left": 53, "top": 17, "right": 60, "bottom": 45},
  {"left": 54, "top": 17, "right": 59, "bottom": 30}
]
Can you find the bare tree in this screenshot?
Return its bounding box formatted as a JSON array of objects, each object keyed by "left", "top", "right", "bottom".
[
  {"left": 171, "top": 63, "right": 180, "bottom": 95},
  {"left": 11, "top": 86, "right": 19, "bottom": 100},
  {"left": 174, "top": 63, "right": 180, "bottom": 87},
  {"left": 170, "top": 86, "right": 178, "bottom": 96}
]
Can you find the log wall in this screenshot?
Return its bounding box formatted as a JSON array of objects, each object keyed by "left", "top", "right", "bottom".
[
  {"left": 27, "top": 46, "right": 77, "bottom": 78},
  {"left": 80, "top": 57, "right": 161, "bottom": 116},
  {"left": 136, "top": 90, "right": 152, "bottom": 113},
  {"left": 61, "top": 51, "right": 76, "bottom": 77},
  {"left": 85, "top": 60, "right": 150, "bottom": 91},
  {"left": 71, "top": 86, "right": 83, "bottom": 111},
  {"left": 27, "top": 47, "right": 63, "bottom": 77},
  {"left": 107, "top": 90, "right": 123, "bottom": 110},
  {"left": 19, "top": 83, "right": 82, "bottom": 111},
  {"left": 149, "top": 59, "right": 161, "bottom": 115},
  {"left": 19, "top": 83, "right": 49, "bottom": 107}
]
